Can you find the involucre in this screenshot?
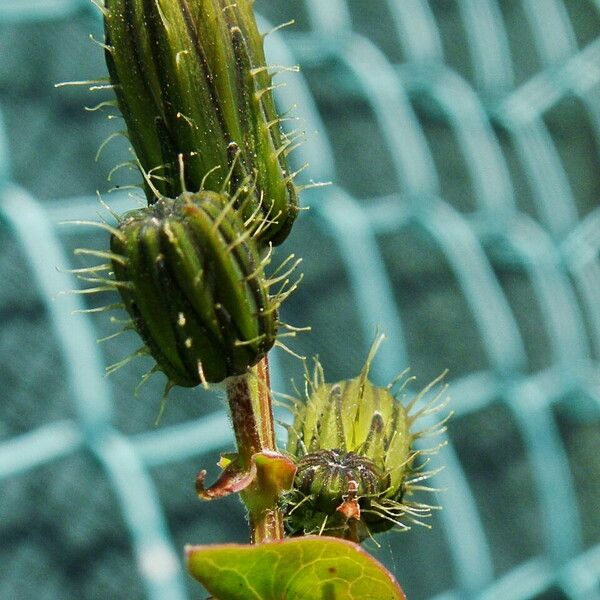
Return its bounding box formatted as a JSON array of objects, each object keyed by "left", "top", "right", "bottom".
[
  {"left": 109, "top": 190, "right": 278, "bottom": 387},
  {"left": 103, "top": 0, "right": 299, "bottom": 246},
  {"left": 283, "top": 339, "right": 450, "bottom": 542}
]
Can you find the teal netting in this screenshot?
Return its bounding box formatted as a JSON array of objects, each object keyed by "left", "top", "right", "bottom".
[{"left": 1, "top": 1, "right": 600, "bottom": 599}]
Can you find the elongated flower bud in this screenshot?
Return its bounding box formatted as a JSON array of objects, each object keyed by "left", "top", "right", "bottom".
[
  {"left": 109, "top": 190, "right": 278, "bottom": 387},
  {"left": 282, "top": 339, "right": 450, "bottom": 542},
  {"left": 103, "top": 0, "right": 299, "bottom": 245}
]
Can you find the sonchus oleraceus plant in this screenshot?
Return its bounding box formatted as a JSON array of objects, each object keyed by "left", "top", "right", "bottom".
[{"left": 65, "top": 1, "right": 450, "bottom": 597}]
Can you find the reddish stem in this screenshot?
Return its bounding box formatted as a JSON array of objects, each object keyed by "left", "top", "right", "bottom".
[{"left": 226, "top": 356, "right": 284, "bottom": 543}]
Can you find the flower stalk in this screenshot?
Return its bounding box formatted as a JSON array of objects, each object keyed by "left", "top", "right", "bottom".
[{"left": 226, "top": 357, "right": 286, "bottom": 543}]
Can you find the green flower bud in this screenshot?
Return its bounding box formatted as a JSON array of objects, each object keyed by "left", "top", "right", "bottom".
[
  {"left": 103, "top": 0, "right": 299, "bottom": 245},
  {"left": 282, "top": 338, "right": 450, "bottom": 542},
  {"left": 294, "top": 449, "right": 385, "bottom": 512},
  {"left": 109, "top": 190, "right": 278, "bottom": 387}
]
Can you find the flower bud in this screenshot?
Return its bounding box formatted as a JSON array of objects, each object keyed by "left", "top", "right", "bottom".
[
  {"left": 282, "top": 339, "right": 450, "bottom": 542},
  {"left": 109, "top": 190, "right": 278, "bottom": 387},
  {"left": 103, "top": 0, "right": 299, "bottom": 245}
]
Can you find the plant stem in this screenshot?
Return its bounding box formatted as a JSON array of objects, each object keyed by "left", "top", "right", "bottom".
[
  {"left": 255, "top": 357, "right": 276, "bottom": 451},
  {"left": 226, "top": 356, "right": 284, "bottom": 543},
  {"left": 226, "top": 370, "right": 262, "bottom": 468}
]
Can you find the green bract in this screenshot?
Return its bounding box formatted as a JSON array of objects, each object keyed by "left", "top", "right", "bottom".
[
  {"left": 109, "top": 190, "right": 278, "bottom": 387},
  {"left": 283, "top": 340, "right": 450, "bottom": 542},
  {"left": 103, "top": 0, "right": 299, "bottom": 245}
]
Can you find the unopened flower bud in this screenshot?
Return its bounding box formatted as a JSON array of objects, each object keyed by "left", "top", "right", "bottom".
[
  {"left": 109, "top": 190, "right": 278, "bottom": 387},
  {"left": 282, "top": 338, "right": 450, "bottom": 542},
  {"left": 103, "top": 0, "right": 299, "bottom": 245}
]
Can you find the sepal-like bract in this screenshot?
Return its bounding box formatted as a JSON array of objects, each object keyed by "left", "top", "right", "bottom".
[
  {"left": 110, "top": 190, "right": 278, "bottom": 386},
  {"left": 103, "top": 0, "right": 299, "bottom": 245}
]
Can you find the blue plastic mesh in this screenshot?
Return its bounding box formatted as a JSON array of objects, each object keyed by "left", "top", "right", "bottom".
[{"left": 1, "top": 1, "right": 600, "bottom": 599}]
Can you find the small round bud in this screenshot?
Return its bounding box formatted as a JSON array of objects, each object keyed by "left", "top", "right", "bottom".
[
  {"left": 294, "top": 449, "right": 386, "bottom": 515},
  {"left": 282, "top": 338, "right": 450, "bottom": 542},
  {"left": 110, "top": 190, "right": 277, "bottom": 387}
]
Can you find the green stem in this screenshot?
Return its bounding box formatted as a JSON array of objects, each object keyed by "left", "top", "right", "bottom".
[{"left": 226, "top": 356, "right": 284, "bottom": 543}]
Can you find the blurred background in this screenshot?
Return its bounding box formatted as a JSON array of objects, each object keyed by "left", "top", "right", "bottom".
[{"left": 1, "top": 0, "right": 600, "bottom": 599}]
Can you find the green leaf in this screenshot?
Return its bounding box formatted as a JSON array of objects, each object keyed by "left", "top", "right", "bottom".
[{"left": 186, "top": 536, "right": 406, "bottom": 600}]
